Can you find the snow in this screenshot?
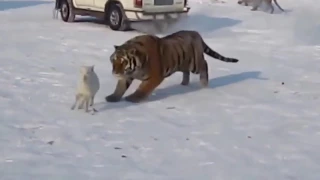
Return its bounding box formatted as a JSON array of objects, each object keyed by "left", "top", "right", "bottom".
[{"left": 0, "top": 0, "right": 320, "bottom": 179}]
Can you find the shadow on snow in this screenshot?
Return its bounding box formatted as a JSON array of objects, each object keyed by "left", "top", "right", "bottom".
[
  {"left": 97, "top": 71, "right": 267, "bottom": 111},
  {"left": 150, "top": 71, "right": 268, "bottom": 101}
]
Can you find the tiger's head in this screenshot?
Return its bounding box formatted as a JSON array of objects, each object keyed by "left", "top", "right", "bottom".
[{"left": 110, "top": 44, "right": 144, "bottom": 79}]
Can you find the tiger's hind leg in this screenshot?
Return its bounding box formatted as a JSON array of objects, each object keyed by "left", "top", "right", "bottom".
[
  {"left": 269, "top": 4, "right": 274, "bottom": 14},
  {"left": 267, "top": 0, "right": 275, "bottom": 14},
  {"left": 251, "top": 0, "right": 262, "bottom": 11},
  {"left": 181, "top": 71, "right": 190, "bottom": 86},
  {"left": 199, "top": 60, "right": 209, "bottom": 87},
  {"left": 106, "top": 78, "right": 133, "bottom": 102},
  {"left": 125, "top": 77, "right": 164, "bottom": 103}
]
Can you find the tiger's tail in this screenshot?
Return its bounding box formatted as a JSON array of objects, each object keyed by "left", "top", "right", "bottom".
[
  {"left": 202, "top": 41, "right": 239, "bottom": 63},
  {"left": 273, "top": 0, "right": 285, "bottom": 12}
]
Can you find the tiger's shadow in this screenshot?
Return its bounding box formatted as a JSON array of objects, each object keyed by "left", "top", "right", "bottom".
[
  {"left": 97, "top": 71, "right": 267, "bottom": 111},
  {"left": 149, "top": 71, "right": 267, "bottom": 101}
]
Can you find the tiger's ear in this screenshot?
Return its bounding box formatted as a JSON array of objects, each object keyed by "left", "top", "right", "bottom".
[{"left": 114, "top": 45, "right": 120, "bottom": 50}]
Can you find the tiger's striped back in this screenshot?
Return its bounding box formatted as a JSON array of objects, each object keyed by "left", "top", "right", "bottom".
[
  {"left": 160, "top": 31, "right": 204, "bottom": 77},
  {"left": 159, "top": 30, "right": 238, "bottom": 77}
]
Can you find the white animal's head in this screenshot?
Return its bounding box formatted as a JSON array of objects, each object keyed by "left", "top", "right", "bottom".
[
  {"left": 80, "top": 65, "right": 94, "bottom": 74},
  {"left": 80, "top": 65, "right": 95, "bottom": 78}
]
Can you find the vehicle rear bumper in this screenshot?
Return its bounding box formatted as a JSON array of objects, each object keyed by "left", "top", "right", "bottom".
[{"left": 124, "top": 7, "right": 190, "bottom": 22}]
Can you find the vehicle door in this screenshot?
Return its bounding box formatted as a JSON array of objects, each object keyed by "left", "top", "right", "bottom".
[
  {"left": 93, "top": 0, "right": 107, "bottom": 10},
  {"left": 73, "top": 0, "right": 95, "bottom": 8}
]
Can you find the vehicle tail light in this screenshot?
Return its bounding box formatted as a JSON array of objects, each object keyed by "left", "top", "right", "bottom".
[{"left": 134, "top": 0, "right": 142, "bottom": 8}]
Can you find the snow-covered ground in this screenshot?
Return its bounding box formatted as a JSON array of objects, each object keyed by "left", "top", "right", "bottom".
[{"left": 0, "top": 0, "right": 320, "bottom": 179}]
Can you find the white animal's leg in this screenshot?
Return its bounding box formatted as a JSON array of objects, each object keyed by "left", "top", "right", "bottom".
[
  {"left": 84, "top": 97, "right": 90, "bottom": 113},
  {"left": 71, "top": 94, "right": 81, "bottom": 110},
  {"left": 89, "top": 96, "right": 94, "bottom": 106},
  {"left": 78, "top": 96, "right": 85, "bottom": 109}
]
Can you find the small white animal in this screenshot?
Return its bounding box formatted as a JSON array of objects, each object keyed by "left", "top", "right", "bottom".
[
  {"left": 238, "top": 0, "right": 284, "bottom": 14},
  {"left": 71, "top": 65, "right": 100, "bottom": 112}
]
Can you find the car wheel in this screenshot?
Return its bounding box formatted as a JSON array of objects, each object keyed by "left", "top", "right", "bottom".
[
  {"left": 60, "top": 0, "right": 75, "bottom": 22},
  {"left": 106, "top": 4, "right": 128, "bottom": 31}
]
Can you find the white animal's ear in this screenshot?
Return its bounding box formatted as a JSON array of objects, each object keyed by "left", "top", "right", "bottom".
[{"left": 80, "top": 66, "right": 85, "bottom": 74}]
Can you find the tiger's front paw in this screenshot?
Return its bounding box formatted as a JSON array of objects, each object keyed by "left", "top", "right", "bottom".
[
  {"left": 124, "top": 93, "right": 146, "bottom": 103},
  {"left": 105, "top": 94, "right": 121, "bottom": 102}
]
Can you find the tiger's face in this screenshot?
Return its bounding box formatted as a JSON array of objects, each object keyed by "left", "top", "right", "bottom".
[{"left": 110, "top": 45, "right": 142, "bottom": 79}]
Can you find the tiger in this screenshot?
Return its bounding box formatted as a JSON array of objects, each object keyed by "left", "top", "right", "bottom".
[
  {"left": 105, "top": 30, "right": 239, "bottom": 103},
  {"left": 237, "top": 0, "right": 285, "bottom": 14}
]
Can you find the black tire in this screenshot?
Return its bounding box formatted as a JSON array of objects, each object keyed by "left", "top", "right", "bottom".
[
  {"left": 60, "top": 0, "right": 75, "bottom": 22},
  {"left": 106, "top": 4, "right": 129, "bottom": 31}
]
